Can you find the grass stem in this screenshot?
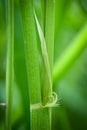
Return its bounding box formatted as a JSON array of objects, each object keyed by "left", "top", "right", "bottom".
[{"left": 20, "top": 0, "right": 41, "bottom": 129}]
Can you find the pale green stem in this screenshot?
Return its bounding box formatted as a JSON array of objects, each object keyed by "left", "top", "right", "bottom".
[
  {"left": 44, "top": 1, "right": 55, "bottom": 130},
  {"left": 41, "top": 0, "right": 55, "bottom": 105},
  {"left": 53, "top": 24, "right": 87, "bottom": 84},
  {"left": 45, "top": 0, "right": 55, "bottom": 72},
  {"left": 41, "top": 0, "right": 46, "bottom": 33},
  {"left": 39, "top": 1, "right": 55, "bottom": 130},
  {"left": 6, "top": 0, "right": 14, "bottom": 130}
]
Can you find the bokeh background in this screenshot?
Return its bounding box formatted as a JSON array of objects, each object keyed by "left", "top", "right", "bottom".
[{"left": 0, "top": 0, "right": 87, "bottom": 130}]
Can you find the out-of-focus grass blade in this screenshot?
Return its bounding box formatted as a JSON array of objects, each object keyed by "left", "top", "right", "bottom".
[
  {"left": 53, "top": 24, "right": 87, "bottom": 84},
  {"left": 6, "top": 0, "right": 14, "bottom": 130},
  {"left": 0, "top": 2, "right": 6, "bottom": 54},
  {"left": 55, "top": 0, "right": 70, "bottom": 38},
  {"left": 14, "top": 8, "right": 30, "bottom": 129}
]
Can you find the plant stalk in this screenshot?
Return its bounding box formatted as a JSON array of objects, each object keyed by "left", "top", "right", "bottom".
[
  {"left": 41, "top": 0, "right": 55, "bottom": 106},
  {"left": 20, "top": 0, "right": 41, "bottom": 129},
  {"left": 41, "top": 1, "right": 55, "bottom": 130}
]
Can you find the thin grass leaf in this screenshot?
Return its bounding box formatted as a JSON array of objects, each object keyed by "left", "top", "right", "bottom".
[{"left": 34, "top": 11, "right": 52, "bottom": 91}]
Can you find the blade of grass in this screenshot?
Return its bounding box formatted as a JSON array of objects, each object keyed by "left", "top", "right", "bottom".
[
  {"left": 53, "top": 24, "right": 87, "bottom": 84},
  {"left": 34, "top": 11, "right": 52, "bottom": 95},
  {"left": 6, "top": 0, "right": 14, "bottom": 130}
]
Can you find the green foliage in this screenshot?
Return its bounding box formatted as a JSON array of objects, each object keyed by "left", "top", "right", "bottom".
[{"left": 0, "top": 0, "right": 87, "bottom": 130}]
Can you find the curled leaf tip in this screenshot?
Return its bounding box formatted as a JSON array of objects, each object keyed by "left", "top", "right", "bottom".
[{"left": 46, "top": 92, "right": 58, "bottom": 107}]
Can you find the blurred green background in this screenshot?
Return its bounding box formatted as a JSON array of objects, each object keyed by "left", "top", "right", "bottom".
[{"left": 0, "top": 0, "right": 87, "bottom": 130}]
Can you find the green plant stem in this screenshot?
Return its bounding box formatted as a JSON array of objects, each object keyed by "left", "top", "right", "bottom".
[
  {"left": 44, "top": 1, "right": 55, "bottom": 129},
  {"left": 20, "top": 0, "right": 41, "bottom": 129},
  {"left": 41, "top": 0, "right": 55, "bottom": 105},
  {"left": 34, "top": 9, "right": 56, "bottom": 130},
  {"left": 41, "top": 0, "right": 45, "bottom": 32},
  {"left": 53, "top": 24, "right": 87, "bottom": 84},
  {"left": 45, "top": 0, "right": 55, "bottom": 72},
  {"left": 20, "top": 0, "right": 41, "bottom": 104},
  {"left": 40, "top": 1, "right": 55, "bottom": 130},
  {"left": 6, "top": 0, "right": 14, "bottom": 130}
]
